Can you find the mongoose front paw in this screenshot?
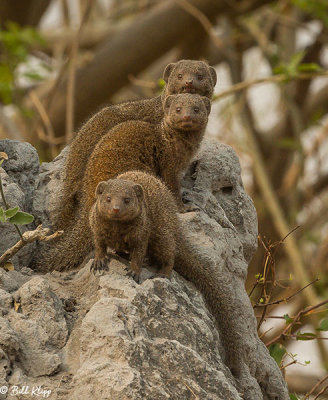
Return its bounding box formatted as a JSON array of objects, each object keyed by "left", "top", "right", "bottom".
[
  {"left": 127, "top": 270, "right": 141, "bottom": 284},
  {"left": 90, "top": 258, "right": 109, "bottom": 275}
]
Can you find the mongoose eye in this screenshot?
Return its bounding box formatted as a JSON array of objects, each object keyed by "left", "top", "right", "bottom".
[
  {"left": 106, "top": 196, "right": 111, "bottom": 202},
  {"left": 197, "top": 74, "right": 203, "bottom": 80},
  {"left": 193, "top": 107, "right": 199, "bottom": 113},
  {"left": 177, "top": 74, "right": 183, "bottom": 79},
  {"left": 176, "top": 107, "right": 181, "bottom": 113},
  {"left": 124, "top": 198, "right": 131, "bottom": 204}
]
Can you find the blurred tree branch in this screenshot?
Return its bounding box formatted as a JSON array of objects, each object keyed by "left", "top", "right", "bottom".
[
  {"left": 35, "top": 0, "right": 273, "bottom": 138},
  {"left": 0, "top": 0, "right": 51, "bottom": 28}
]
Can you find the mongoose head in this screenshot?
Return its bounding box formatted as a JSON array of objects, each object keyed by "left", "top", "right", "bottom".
[
  {"left": 95, "top": 179, "right": 144, "bottom": 221},
  {"left": 163, "top": 60, "right": 217, "bottom": 99},
  {"left": 163, "top": 93, "right": 211, "bottom": 132}
]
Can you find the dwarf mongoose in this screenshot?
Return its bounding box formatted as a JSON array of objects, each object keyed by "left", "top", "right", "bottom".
[
  {"left": 89, "top": 172, "right": 179, "bottom": 282},
  {"left": 55, "top": 60, "right": 217, "bottom": 230},
  {"left": 35, "top": 93, "right": 210, "bottom": 271}
]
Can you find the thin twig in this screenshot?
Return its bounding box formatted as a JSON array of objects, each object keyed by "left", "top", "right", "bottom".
[
  {"left": 28, "top": 91, "right": 59, "bottom": 157},
  {"left": 304, "top": 374, "right": 328, "bottom": 400},
  {"left": 280, "top": 360, "right": 296, "bottom": 370},
  {"left": 0, "top": 225, "right": 63, "bottom": 267},
  {"left": 175, "top": 0, "right": 226, "bottom": 52},
  {"left": 313, "top": 384, "right": 328, "bottom": 400},
  {"left": 254, "top": 278, "right": 319, "bottom": 308},
  {"left": 266, "top": 299, "right": 328, "bottom": 347},
  {"left": 212, "top": 71, "right": 328, "bottom": 102},
  {"left": 66, "top": 0, "right": 95, "bottom": 143}
]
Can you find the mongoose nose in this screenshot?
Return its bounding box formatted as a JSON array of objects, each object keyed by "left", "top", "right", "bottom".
[
  {"left": 185, "top": 79, "right": 193, "bottom": 87},
  {"left": 183, "top": 114, "right": 191, "bottom": 121},
  {"left": 112, "top": 206, "right": 120, "bottom": 213}
]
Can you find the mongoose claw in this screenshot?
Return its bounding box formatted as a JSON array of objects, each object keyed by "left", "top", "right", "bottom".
[
  {"left": 126, "top": 270, "right": 141, "bottom": 284},
  {"left": 90, "top": 258, "right": 109, "bottom": 275}
]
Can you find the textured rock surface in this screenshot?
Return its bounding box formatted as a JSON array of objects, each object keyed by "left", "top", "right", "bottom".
[
  {"left": 0, "top": 139, "right": 289, "bottom": 399},
  {"left": 32, "top": 146, "right": 69, "bottom": 228},
  {"left": 0, "top": 140, "right": 40, "bottom": 267}
]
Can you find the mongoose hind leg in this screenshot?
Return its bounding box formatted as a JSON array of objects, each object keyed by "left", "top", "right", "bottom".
[{"left": 148, "top": 235, "right": 175, "bottom": 280}]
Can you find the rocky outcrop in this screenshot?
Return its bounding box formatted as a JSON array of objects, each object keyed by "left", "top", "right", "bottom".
[{"left": 0, "top": 139, "right": 289, "bottom": 399}]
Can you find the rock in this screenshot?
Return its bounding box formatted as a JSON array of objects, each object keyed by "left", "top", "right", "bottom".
[
  {"left": 0, "top": 140, "right": 39, "bottom": 268},
  {"left": 0, "top": 269, "right": 30, "bottom": 293},
  {"left": 0, "top": 139, "right": 289, "bottom": 399},
  {"left": 66, "top": 262, "right": 241, "bottom": 400},
  {"left": 32, "top": 146, "right": 69, "bottom": 228},
  {"left": 7, "top": 277, "right": 68, "bottom": 377},
  {"left": 0, "top": 140, "right": 39, "bottom": 213},
  {"left": 182, "top": 140, "right": 258, "bottom": 262}
]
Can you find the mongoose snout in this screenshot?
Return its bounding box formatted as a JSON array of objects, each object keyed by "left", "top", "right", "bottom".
[
  {"left": 164, "top": 60, "right": 216, "bottom": 97},
  {"left": 164, "top": 93, "right": 211, "bottom": 132},
  {"left": 96, "top": 180, "right": 143, "bottom": 221}
]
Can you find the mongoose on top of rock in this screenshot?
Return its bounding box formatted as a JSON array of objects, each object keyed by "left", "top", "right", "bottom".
[
  {"left": 89, "top": 172, "right": 180, "bottom": 282},
  {"left": 83, "top": 93, "right": 211, "bottom": 213},
  {"left": 54, "top": 59, "right": 217, "bottom": 230},
  {"left": 35, "top": 93, "right": 211, "bottom": 272}
]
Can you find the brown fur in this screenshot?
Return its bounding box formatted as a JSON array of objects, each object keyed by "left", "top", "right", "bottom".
[
  {"left": 35, "top": 93, "right": 210, "bottom": 272},
  {"left": 83, "top": 93, "right": 211, "bottom": 212},
  {"left": 89, "top": 172, "right": 179, "bottom": 282},
  {"left": 54, "top": 60, "right": 217, "bottom": 230}
]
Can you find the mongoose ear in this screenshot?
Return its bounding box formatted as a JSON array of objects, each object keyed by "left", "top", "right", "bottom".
[
  {"left": 202, "top": 97, "right": 211, "bottom": 115},
  {"left": 209, "top": 66, "right": 217, "bottom": 86},
  {"left": 95, "top": 181, "right": 108, "bottom": 196},
  {"left": 164, "top": 95, "right": 174, "bottom": 110},
  {"left": 133, "top": 184, "right": 144, "bottom": 201},
  {"left": 163, "top": 63, "right": 176, "bottom": 83}
]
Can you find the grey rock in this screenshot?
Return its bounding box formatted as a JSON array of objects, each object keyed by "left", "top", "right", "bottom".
[
  {"left": 0, "top": 140, "right": 39, "bottom": 213},
  {"left": 182, "top": 140, "right": 258, "bottom": 262},
  {"left": 0, "top": 161, "right": 36, "bottom": 269},
  {"left": 32, "top": 146, "right": 69, "bottom": 227},
  {"left": 7, "top": 277, "right": 68, "bottom": 377},
  {"left": 0, "top": 289, "right": 12, "bottom": 311},
  {"left": 67, "top": 262, "right": 241, "bottom": 400},
  {"left": 0, "top": 139, "right": 288, "bottom": 399}
]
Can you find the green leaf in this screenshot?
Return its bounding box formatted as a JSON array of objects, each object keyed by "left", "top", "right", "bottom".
[
  {"left": 157, "top": 78, "right": 165, "bottom": 89},
  {"left": 297, "top": 63, "right": 323, "bottom": 72},
  {"left": 4, "top": 206, "right": 19, "bottom": 218},
  {"left": 296, "top": 332, "right": 317, "bottom": 341},
  {"left": 9, "top": 211, "right": 34, "bottom": 225},
  {"left": 289, "top": 394, "right": 300, "bottom": 400},
  {"left": 317, "top": 319, "right": 328, "bottom": 331},
  {"left": 0, "top": 207, "right": 5, "bottom": 223},
  {"left": 269, "top": 343, "right": 287, "bottom": 366},
  {"left": 289, "top": 51, "right": 305, "bottom": 72},
  {"left": 305, "top": 360, "right": 311, "bottom": 365},
  {"left": 283, "top": 314, "right": 294, "bottom": 324}
]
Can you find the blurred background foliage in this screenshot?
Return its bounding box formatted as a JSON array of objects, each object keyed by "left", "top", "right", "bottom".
[{"left": 0, "top": 0, "right": 328, "bottom": 396}]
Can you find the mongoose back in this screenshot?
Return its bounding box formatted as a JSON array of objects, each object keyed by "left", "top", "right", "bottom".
[
  {"left": 89, "top": 172, "right": 180, "bottom": 282},
  {"left": 55, "top": 60, "right": 217, "bottom": 230},
  {"left": 35, "top": 93, "right": 210, "bottom": 271}
]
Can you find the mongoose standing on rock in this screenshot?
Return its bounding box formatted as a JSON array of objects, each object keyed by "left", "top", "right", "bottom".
[
  {"left": 54, "top": 59, "right": 217, "bottom": 230},
  {"left": 89, "top": 172, "right": 179, "bottom": 282},
  {"left": 35, "top": 93, "right": 211, "bottom": 272}
]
